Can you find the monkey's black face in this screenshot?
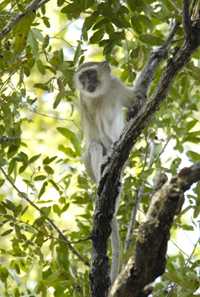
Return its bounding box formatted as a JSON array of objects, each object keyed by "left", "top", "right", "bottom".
[{"left": 79, "top": 69, "right": 99, "bottom": 93}]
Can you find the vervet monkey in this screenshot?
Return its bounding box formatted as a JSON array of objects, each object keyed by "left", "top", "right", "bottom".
[{"left": 74, "top": 61, "right": 136, "bottom": 283}]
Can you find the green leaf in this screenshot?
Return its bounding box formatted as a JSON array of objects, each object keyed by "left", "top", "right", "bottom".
[
  {"left": 27, "top": 29, "right": 39, "bottom": 56},
  {"left": 37, "top": 59, "right": 46, "bottom": 75},
  {"left": 19, "top": 164, "right": 28, "bottom": 173},
  {"left": 38, "top": 181, "right": 48, "bottom": 198},
  {"left": 185, "top": 119, "right": 198, "bottom": 131},
  {"left": 34, "top": 175, "right": 47, "bottom": 181},
  {"left": 42, "top": 16, "right": 50, "bottom": 28},
  {"left": 49, "top": 50, "right": 64, "bottom": 67},
  {"left": 184, "top": 131, "right": 200, "bottom": 143},
  {"left": 82, "top": 13, "right": 99, "bottom": 40},
  {"left": 187, "top": 150, "right": 200, "bottom": 162},
  {"left": 41, "top": 206, "right": 51, "bottom": 216},
  {"left": 131, "top": 16, "right": 143, "bottom": 33},
  {"left": 42, "top": 35, "right": 50, "bottom": 49},
  {"left": 44, "top": 165, "right": 54, "bottom": 175},
  {"left": 53, "top": 204, "right": 61, "bottom": 215},
  {"left": 139, "top": 34, "right": 164, "bottom": 45},
  {"left": 73, "top": 41, "right": 83, "bottom": 64},
  {"left": 0, "top": 0, "right": 10, "bottom": 10},
  {"left": 61, "top": 3, "right": 81, "bottom": 18},
  {"left": 194, "top": 201, "right": 200, "bottom": 218},
  {"left": 0, "top": 179, "right": 5, "bottom": 187},
  {"left": 29, "top": 154, "right": 41, "bottom": 164},
  {"left": 7, "top": 145, "right": 19, "bottom": 158},
  {"left": 90, "top": 30, "right": 104, "bottom": 43},
  {"left": 62, "top": 203, "right": 69, "bottom": 212},
  {"left": 1, "top": 229, "right": 13, "bottom": 236},
  {"left": 49, "top": 179, "right": 60, "bottom": 192},
  {"left": 53, "top": 91, "right": 64, "bottom": 109},
  {"left": 8, "top": 159, "right": 16, "bottom": 175},
  {"left": 0, "top": 266, "right": 9, "bottom": 282},
  {"left": 13, "top": 13, "right": 35, "bottom": 54},
  {"left": 58, "top": 145, "right": 76, "bottom": 157},
  {"left": 181, "top": 224, "right": 194, "bottom": 231},
  {"left": 5, "top": 200, "right": 16, "bottom": 212},
  {"left": 33, "top": 83, "right": 50, "bottom": 91},
  {"left": 57, "top": 127, "right": 80, "bottom": 155},
  {"left": 57, "top": 0, "right": 65, "bottom": 6},
  {"left": 43, "top": 156, "right": 57, "bottom": 164}
]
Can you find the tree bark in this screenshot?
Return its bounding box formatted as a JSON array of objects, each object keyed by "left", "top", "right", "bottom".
[
  {"left": 109, "top": 163, "right": 200, "bottom": 297},
  {"left": 90, "top": 6, "right": 200, "bottom": 297}
]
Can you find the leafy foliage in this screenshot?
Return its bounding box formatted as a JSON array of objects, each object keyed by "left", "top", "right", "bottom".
[{"left": 0, "top": 0, "right": 199, "bottom": 296}]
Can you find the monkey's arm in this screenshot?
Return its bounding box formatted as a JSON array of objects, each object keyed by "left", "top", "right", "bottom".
[
  {"left": 113, "top": 78, "right": 136, "bottom": 108},
  {"left": 120, "top": 84, "right": 136, "bottom": 108},
  {"left": 121, "top": 86, "right": 137, "bottom": 108}
]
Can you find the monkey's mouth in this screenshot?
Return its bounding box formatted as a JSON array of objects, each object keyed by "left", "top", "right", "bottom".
[{"left": 87, "top": 84, "right": 96, "bottom": 92}]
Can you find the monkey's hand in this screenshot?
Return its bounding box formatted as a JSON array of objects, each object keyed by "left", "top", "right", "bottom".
[{"left": 127, "top": 90, "right": 146, "bottom": 120}]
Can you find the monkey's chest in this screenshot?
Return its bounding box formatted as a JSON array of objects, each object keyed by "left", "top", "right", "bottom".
[{"left": 93, "top": 103, "right": 124, "bottom": 148}]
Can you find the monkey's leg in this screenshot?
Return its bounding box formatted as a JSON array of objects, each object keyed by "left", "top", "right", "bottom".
[
  {"left": 89, "top": 141, "right": 104, "bottom": 183},
  {"left": 111, "top": 214, "right": 121, "bottom": 283}
]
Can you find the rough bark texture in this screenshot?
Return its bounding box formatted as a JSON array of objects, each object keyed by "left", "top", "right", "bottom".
[
  {"left": 109, "top": 163, "right": 200, "bottom": 297},
  {"left": 90, "top": 13, "right": 200, "bottom": 297}
]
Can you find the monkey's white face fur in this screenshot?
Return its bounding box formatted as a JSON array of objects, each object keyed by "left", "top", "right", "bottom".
[{"left": 74, "top": 61, "right": 112, "bottom": 98}]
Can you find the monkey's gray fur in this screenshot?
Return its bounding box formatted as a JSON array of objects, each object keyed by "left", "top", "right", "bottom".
[{"left": 74, "top": 61, "right": 136, "bottom": 283}]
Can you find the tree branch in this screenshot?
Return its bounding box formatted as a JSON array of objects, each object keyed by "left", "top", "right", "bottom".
[
  {"left": 0, "top": 0, "right": 50, "bottom": 40},
  {"left": 90, "top": 18, "right": 200, "bottom": 297},
  {"left": 0, "top": 167, "right": 89, "bottom": 267},
  {"left": 133, "top": 21, "right": 179, "bottom": 95},
  {"left": 183, "top": 0, "right": 192, "bottom": 41},
  {"left": 109, "top": 163, "right": 200, "bottom": 297},
  {"left": 128, "top": 21, "right": 179, "bottom": 119}
]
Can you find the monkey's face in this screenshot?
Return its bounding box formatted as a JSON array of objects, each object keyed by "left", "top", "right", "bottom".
[
  {"left": 78, "top": 69, "right": 99, "bottom": 93},
  {"left": 74, "top": 61, "right": 111, "bottom": 98}
]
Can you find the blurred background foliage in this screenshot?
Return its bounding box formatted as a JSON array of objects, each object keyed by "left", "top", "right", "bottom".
[{"left": 0, "top": 0, "right": 199, "bottom": 296}]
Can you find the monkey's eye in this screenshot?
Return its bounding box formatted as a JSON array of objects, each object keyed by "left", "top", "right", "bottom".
[
  {"left": 87, "top": 70, "right": 97, "bottom": 79},
  {"left": 79, "top": 70, "right": 97, "bottom": 81}
]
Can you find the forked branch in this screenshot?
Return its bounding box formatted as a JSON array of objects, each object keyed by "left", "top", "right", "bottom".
[
  {"left": 109, "top": 163, "right": 200, "bottom": 297},
  {"left": 90, "top": 10, "right": 200, "bottom": 297}
]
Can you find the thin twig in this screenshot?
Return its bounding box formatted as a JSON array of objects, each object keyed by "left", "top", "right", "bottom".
[
  {"left": 0, "top": 0, "right": 50, "bottom": 40},
  {"left": 124, "top": 137, "right": 156, "bottom": 251},
  {"left": 170, "top": 239, "right": 189, "bottom": 257},
  {"left": 124, "top": 136, "right": 149, "bottom": 251},
  {"left": 0, "top": 167, "right": 89, "bottom": 266},
  {"left": 29, "top": 108, "right": 68, "bottom": 121},
  {"left": 0, "top": 212, "right": 91, "bottom": 245}
]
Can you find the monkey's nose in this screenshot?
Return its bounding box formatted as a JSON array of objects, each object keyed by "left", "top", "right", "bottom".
[{"left": 87, "top": 85, "right": 96, "bottom": 92}]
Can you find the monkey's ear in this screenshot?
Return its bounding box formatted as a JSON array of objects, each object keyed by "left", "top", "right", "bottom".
[{"left": 100, "top": 61, "right": 111, "bottom": 72}]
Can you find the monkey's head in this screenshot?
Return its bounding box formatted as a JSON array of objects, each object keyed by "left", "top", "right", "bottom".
[{"left": 74, "top": 61, "right": 111, "bottom": 98}]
